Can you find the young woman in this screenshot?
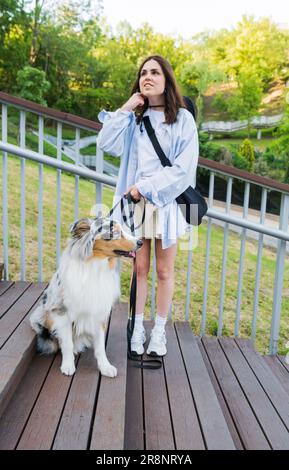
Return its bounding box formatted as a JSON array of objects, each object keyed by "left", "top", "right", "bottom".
[{"left": 97, "top": 55, "right": 199, "bottom": 357}]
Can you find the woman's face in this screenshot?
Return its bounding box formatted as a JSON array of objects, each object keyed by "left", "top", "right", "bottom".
[{"left": 139, "top": 59, "right": 166, "bottom": 98}]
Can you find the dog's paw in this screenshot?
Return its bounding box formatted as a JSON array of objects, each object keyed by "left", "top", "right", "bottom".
[
  {"left": 60, "top": 361, "right": 76, "bottom": 376},
  {"left": 100, "top": 363, "right": 117, "bottom": 378}
]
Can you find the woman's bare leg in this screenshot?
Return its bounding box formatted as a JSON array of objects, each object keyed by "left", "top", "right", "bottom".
[
  {"left": 155, "top": 239, "right": 178, "bottom": 317},
  {"left": 134, "top": 238, "right": 151, "bottom": 315}
]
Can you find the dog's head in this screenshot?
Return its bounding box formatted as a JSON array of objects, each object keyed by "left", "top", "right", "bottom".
[{"left": 69, "top": 217, "right": 143, "bottom": 260}]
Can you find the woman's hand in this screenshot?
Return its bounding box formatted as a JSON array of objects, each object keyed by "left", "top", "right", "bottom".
[
  {"left": 124, "top": 185, "right": 142, "bottom": 202},
  {"left": 121, "top": 93, "right": 146, "bottom": 112}
]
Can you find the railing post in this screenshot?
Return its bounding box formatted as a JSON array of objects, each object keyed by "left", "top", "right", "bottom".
[
  {"left": 235, "top": 182, "right": 250, "bottom": 337},
  {"left": 217, "top": 176, "right": 233, "bottom": 337},
  {"left": 96, "top": 144, "right": 103, "bottom": 213},
  {"left": 251, "top": 188, "right": 267, "bottom": 344},
  {"left": 74, "top": 128, "right": 80, "bottom": 220},
  {"left": 269, "top": 193, "right": 289, "bottom": 355},
  {"left": 2, "top": 104, "right": 9, "bottom": 280},
  {"left": 56, "top": 122, "right": 62, "bottom": 268},
  {"left": 201, "top": 171, "right": 214, "bottom": 335},
  {"left": 20, "top": 111, "right": 26, "bottom": 280},
  {"left": 38, "top": 116, "right": 44, "bottom": 282}
]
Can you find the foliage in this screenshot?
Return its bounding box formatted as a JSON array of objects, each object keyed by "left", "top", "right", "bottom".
[
  {"left": 239, "top": 139, "right": 255, "bottom": 172},
  {"left": 254, "top": 156, "right": 270, "bottom": 177},
  {"left": 231, "top": 150, "right": 250, "bottom": 171},
  {"left": 213, "top": 72, "right": 263, "bottom": 131},
  {"left": 205, "top": 16, "right": 289, "bottom": 86},
  {"left": 180, "top": 61, "right": 225, "bottom": 122},
  {"left": 0, "top": 3, "right": 288, "bottom": 132},
  {"left": 16, "top": 66, "right": 50, "bottom": 105},
  {"left": 263, "top": 134, "right": 289, "bottom": 182}
]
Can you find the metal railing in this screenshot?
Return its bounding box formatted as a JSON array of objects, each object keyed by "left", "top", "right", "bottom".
[
  {"left": 1, "top": 92, "right": 289, "bottom": 355},
  {"left": 201, "top": 113, "right": 283, "bottom": 135}
]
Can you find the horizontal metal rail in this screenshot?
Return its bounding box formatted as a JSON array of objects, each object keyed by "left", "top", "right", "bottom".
[
  {"left": 0, "top": 141, "right": 116, "bottom": 187},
  {"left": 1, "top": 141, "right": 288, "bottom": 243}
]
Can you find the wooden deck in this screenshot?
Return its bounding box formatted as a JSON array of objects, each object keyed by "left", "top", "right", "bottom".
[{"left": 1, "top": 281, "right": 289, "bottom": 450}]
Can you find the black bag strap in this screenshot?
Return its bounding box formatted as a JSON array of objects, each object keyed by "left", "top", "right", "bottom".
[
  {"left": 142, "top": 115, "right": 207, "bottom": 212},
  {"left": 142, "top": 116, "right": 172, "bottom": 168}
]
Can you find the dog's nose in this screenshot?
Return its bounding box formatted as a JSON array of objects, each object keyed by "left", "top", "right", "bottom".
[{"left": 137, "top": 239, "right": 143, "bottom": 248}]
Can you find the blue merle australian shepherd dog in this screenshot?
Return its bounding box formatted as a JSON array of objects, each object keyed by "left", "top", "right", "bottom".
[{"left": 30, "top": 217, "right": 143, "bottom": 377}]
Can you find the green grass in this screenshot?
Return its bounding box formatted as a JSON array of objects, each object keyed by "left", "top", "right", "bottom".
[
  {"left": 1, "top": 152, "right": 289, "bottom": 355},
  {"left": 79, "top": 143, "right": 120, "bottom": 168},
  {"left": 209, "top": 127, "right": 276, "bottom": 152},
  {"left": 214, "top": 137, "right": 274, "bottom": 152}
]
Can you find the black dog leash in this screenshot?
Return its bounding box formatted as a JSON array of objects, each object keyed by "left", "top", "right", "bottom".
[{"left": 107, "top": 193, "right": 162, "bottom": 370}]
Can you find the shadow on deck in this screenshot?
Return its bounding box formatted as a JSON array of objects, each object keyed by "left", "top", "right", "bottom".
[{"left": 0, "top": 281, "right": 289, "bottom": 450}]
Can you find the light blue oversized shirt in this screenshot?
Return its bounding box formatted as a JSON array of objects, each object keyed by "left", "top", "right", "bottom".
[{"left": 97, "top": 106, "right": 199, "bottom": 249}]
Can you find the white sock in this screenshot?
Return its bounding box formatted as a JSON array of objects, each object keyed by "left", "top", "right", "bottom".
[
  {"left": 134, "top": 313, "right": 144, "bottom": 330},
  {"left": 153, "top": 314, "right": 167, "bottom": 331}
]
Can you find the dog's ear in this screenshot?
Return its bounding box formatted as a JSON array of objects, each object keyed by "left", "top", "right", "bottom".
[{"left": 70, "top": 218, "right": 91, "bottom": 239}]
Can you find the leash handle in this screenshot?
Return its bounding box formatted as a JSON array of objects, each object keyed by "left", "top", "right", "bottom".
[{"left": 121, "top": 193, "right": 146, "bottom": 233}]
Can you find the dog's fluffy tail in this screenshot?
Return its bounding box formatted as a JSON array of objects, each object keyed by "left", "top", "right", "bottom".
[
  {"left": 36, "top": 325, "right": 59, "bottom": 355},
  {"left": 30, "top": 307, "right": 59, "bottom": 355}
]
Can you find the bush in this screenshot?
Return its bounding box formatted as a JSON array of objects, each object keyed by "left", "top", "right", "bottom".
[
  {"left": 263, "top": 135, "right": 289, "bottom": 182},
  {"left": 231, "top": 150, "right": 250, "bottom": 171},
  {"left": 199, "top": 132, "right": 227, "bottom": 162},
  {"left": 239, "top": 139, "right": 255, "bottom": 172},
  {"left": 16, "top": 66, "right": 50, "bottom": 106},
  {"left": 254, "top": 157, "right": 270, "bottom": 177}
]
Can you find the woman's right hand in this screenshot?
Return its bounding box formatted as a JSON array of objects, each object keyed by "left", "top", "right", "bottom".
[{"left": 121, "top": 93, "right": 146, "bottom": 112}]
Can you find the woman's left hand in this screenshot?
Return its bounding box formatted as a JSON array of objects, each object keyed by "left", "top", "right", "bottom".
[{"left": 124, "top": 185, "right": 142, "bottom": 202}]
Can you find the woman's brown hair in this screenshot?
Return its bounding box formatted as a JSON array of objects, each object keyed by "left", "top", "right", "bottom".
[{"left": 130, "top": 55, "right": 185, "bottom": 125}]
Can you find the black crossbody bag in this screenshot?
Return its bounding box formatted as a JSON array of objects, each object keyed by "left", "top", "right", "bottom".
[{"left": 142, "top": 116, "right": 207, "bottom": 225}]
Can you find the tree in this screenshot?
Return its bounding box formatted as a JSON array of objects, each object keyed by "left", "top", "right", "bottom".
[
  {"left": 205, "top": 16, "right": 289, "bottom": 87},
  {"left": 29, "top": 0, "right": 46, "bottom": 65},
  {"left": 239, "top": 139, "right": 255, "bottom": 172},
  {"left": 0, "top": 1, "right": 31, "bottom": 90},
  {"left": 213, "top": 72, "right": 263, "bottom": 134},
  {"left": 180, "top": 60, "right": 225, "bottom": 123},
  {"left": 16, "top": 65, "right": 50, "bottom": 105}
]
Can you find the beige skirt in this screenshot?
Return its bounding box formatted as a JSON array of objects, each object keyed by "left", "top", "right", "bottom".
[{"left": 133, "top": 198, "right": 163, "bottom": 239}]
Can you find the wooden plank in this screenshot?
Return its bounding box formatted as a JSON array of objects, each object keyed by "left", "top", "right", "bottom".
[
  {"left": 202, "top": 337, "right": 270, "bottom": 450},
  {"left": 278, "top": 355, "right": 289, "bottom": 373},
  {"left": 198, "top": 338, "right": 244, "bottom": 450},
  {"left": 236, "top": 339, "right": 289, "bottom": 430},
  {"left": 0, "top": 282, "right": 47, "bottom": 349},
  {"left": 0, "top": 316, "right": 36, "bottom": 418},
  {"left": 90, "top": 302, "right": 128, "bottom": 450},
  {"left": 0, "top": 281, "right": 14, "bottom": 296},
  {"left": 164, "top": 322, "right": 205, "bottom": 450},
  {"left": 0, "top": 282, "right": 31, "bottom": 319},
  {"left": 264, "top": 356, "right": 289, "bottom": 397},
  {"left": 142, "top": 320, "right": 175, "bottom": 451},
  {"left": 17, "top": 353, "right": 75, "bottom": 450},
  {"left": 220, "top": 337, "right": 289, "bottom": 450},
  {"left": 0, "top": 354, "right": 54, "bottom": 450},
  {"left": 175, "top": 322, "right": 235, "bottom": 450},
  {"left": 124, "top": 356, "right": 144, "bottom": 450},
  {"left": 52, "top": 349, "right": 100, "bottom": 450}
]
